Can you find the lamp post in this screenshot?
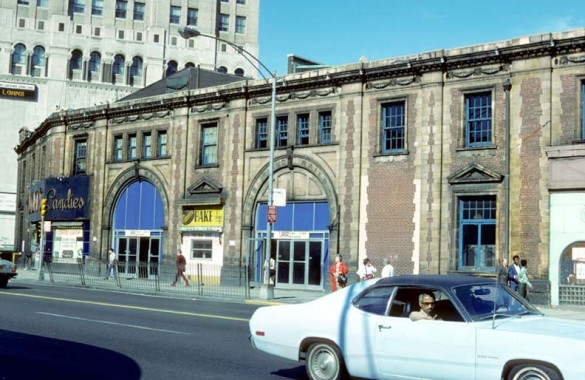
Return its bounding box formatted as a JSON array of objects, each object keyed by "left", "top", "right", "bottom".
[{"left": 179, "top": 27, "right": 276, "bottom": 300}]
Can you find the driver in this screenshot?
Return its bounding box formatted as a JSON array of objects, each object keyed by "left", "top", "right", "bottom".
[{"left": 410, "top": 293, "right": 440, "bottom": 321}]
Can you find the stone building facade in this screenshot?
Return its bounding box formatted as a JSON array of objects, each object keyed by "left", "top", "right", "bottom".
[
  {"left": 0, "top": 0, "right": 259, "bottom": 251},
  {"left": 14, "top": 28, "right": 585, "bottom": 304}
]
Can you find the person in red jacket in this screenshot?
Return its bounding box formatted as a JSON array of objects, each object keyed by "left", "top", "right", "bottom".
[
  {"left": 171, "top": 250, "right": 189, "bottom": 286},
  {"left": 329, "top": 254, "right": 349, "bottom": 291}
]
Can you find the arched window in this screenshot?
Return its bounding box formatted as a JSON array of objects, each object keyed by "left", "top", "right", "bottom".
[
  {"left": 88, "top": 51, "right": 101, "bottom": 81},
  {"left": 234, "top": 68, "right": 244, "bottom": 77},
  {"left": 185, "top": 62, "right": 195, "bottom": 68},
  {"left": 11, "top": 43, "right": 27, "bottom": 75},
  {"left": 113, "top": 54, "right": 125, "bottom": 84},
  {"left": 166, "top": 60, "right": 178, "bottom": 77},
  {"left": 217, "top": 66, "right": 227, "bottom": 74},
  {"left": 69, "top": 49, "right": 83, "bottom": 79},
  {"left": 129, "top": 56, "right": 143, "bottom": 86},
  {"left": 31, "top": 46, "right": 46, "bottom": 77}
]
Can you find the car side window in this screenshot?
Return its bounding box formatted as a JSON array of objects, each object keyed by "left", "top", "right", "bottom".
[
  {"left": 352, "top": 286, "right": 395, "bottom": 315},
  {"left": 390, "top": 287, "right": 465, "bottom": 322}
]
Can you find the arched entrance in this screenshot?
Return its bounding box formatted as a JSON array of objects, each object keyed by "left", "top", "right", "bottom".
[
  {"left": 244, "top": 154, "right": 338, "bottom": 290},
  {"left": 112, "top": 180, "right": 165, "bottom": 278},
  {"left": 558, "top": 241, "right": 585, "bottom": 305}
]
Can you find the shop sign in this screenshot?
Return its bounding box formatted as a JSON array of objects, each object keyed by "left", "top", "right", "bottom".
[
  {"left": 125, "top": 230, "right": 151, "bottom": 237},
  {"left": 273, "top": 231, "right": 310, "bottom": 239},
  {"left": 28, "top": 176, "right": 90, "bottom": 221},
  {"left": 0, "top": 192, "right": 16, "bottom": 213},
  {"left": 0, "top": 81, "right": 37, "bottom": 101},
  {"left": 182, "top": 205, "right": 223, "bottom": 228}
]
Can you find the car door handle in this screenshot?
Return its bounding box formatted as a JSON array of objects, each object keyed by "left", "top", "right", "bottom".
[{"left": 378, "top": 324, "right": 392, "bottom": 331}]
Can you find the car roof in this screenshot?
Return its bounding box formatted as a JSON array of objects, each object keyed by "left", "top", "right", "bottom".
[{"left": 375, "top": 274, "right": 496, "bottom": 288}]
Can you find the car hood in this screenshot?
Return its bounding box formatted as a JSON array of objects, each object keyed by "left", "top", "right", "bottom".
[{"left": 493, "top": 316, "right": 585, "bottom": 340}]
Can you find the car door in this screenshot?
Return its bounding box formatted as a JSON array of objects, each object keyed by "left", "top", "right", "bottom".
[{"left": 374, "top": 305, "right": 477, "bottom": 379}]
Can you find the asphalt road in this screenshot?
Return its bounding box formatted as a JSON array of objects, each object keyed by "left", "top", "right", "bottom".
[{"left": 0, "top": 283, "right": 308, "bottom": 380}]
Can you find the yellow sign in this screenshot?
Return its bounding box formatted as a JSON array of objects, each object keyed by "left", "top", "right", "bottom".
[{"left": 182, "top": 206, "right": 224, "bottom": 227}]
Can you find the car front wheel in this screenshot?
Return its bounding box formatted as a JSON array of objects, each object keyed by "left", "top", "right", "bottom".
[
  {"left": 306, "top": 342, "right": 347, "bottom": 380},
  {"left": 508, "top": 364, "right": 560, "bottom": 380}
]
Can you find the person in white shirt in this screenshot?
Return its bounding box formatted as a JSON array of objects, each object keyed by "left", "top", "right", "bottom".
[
  {"left": 357, "top": 258, "right": 377, "bottom": 280},
  {"left": 381, "top": 257, "right": 394, "bottom": 278}
]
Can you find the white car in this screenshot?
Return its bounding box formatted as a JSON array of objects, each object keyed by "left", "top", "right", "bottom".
[
  {"left": 0, "top": 258, "right": 18, "bottom": 288},
  {"left": 249, "top": 275, "right": 585, "bottom": 380}
]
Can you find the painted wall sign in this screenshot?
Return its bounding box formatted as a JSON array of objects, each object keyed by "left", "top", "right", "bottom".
[
  {"left": 28, "top": 176, "right": 90, "bottom": 221},
  {"left": 182, "top": 205, "right": 224, "bottom": 228},
  {"left": 0, "top": 81, "right": 37, "bottom": 101}
]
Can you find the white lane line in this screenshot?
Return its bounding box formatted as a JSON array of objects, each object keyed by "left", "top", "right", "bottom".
[{"left": 37, "top": 312, "right": 192, "bottom": 335}]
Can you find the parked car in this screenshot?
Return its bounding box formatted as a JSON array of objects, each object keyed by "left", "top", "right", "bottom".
[
  {"left": 0, "top": 259, "right": 18, "bottom": 288},
  {"left": 249, "top": 274, "right": 585, "bottom": 380}
]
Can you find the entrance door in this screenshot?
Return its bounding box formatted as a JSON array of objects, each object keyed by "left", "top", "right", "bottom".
[
  {"left": 117, "top": 237, "right": 160, "bottom": 278},
  {"left": 276, "top": 239, "right": 323, "bottom": 289}
]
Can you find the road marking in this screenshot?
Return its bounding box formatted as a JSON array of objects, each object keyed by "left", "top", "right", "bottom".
[
  {"left": 37, "top": 312, "right": 193, "bottom": 335},
  {"left": 0, "top": 292, "right": 249, "bottom": 322}
]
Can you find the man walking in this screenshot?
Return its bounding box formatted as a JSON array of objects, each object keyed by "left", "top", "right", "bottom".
[
  {"left": 104, "top": 248, "right": 116, "bottom": 279},
  {"left": 171, "top": 250, "right": 189, "bottom": 286}
]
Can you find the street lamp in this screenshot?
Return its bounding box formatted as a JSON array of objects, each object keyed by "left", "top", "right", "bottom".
[{"left": 178, "top": 26, "right": 277, "bottom": 300}]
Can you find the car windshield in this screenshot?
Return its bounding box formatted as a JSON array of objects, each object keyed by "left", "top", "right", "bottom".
[{"left": 452, "top": 283, "right": 541, "bottom": 322}]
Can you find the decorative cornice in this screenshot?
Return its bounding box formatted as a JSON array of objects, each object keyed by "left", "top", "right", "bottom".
[
  {"left": 67, "top": 121, "right": 95, "bottom": 131},
  {"left": 446, "top": 64, "right": 509, "bottom": 79},
  {"left": 557, "top": 55, "right": 585, "bottom": 65},
  {"left": 110, "top": 110, "right": 171, "bottom": 124},
  {"left": 190, "top": 102, "right": 227, "bottom": 114},
  {"left": 366, "top": 76, "right": 421, "bottom": 89}
]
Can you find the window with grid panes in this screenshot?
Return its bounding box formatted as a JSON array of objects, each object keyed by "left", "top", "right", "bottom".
[
  {"left": 143, "top": 133, "right": 152, "bottom": 158},
  {"left": 381, "top": 101, "right": 405, "bottom": 153},
  {"left": 255, "top": 118, "right": 268, "bottom": 149},
  {"left": 114, "top": 136, "right": 123, "bottom": 161},
  {"left": 297, "top": 114, "right": 310, "bottom": 145},
  {"left": 128, "top": 134, "right": 137, "bottom": 160},
  {"left": 133, "top": 2, "right": 144, "bottom": 21},
  {"left": 158, "top": 131, "right": 168, "bottom": 157},
  {"left": 318, "top": 111, "right": 332, "bottom": 143},
  {"left": 235, "top": 16, "right": 246, "bottom": 34},
  {"left": 187, "top": 8, "right": 198, "bottom": 26},
  {"left": 201, "top": 124, "right": 218, "bottom": 165},
  {"left": 276, "top": 116, "right": 288, "bottom": 147},
  {"left": 91, "top": 0, "right": 103, "bottom": 15},
  {"left": 458, "top": 196, "right": 496, "bottom": 271},
  {"left": 191, "top": 240, "right": 213, "bottom": 259},
  {"left": 169, "top": 5, "right": 180, "bottom": 24},
  {"left": 72, "top": 0, "right": 84, "bottom": 13},
  {"left": 115, "top": 0, "right": 127, "bottom": 18},
  {"left": 464, "top": 92, "right": 492, "bottom": 147},
  {"left": 74, "top": 140, "right": 87, "bottom": 175},
  {"left": 218, "top": 14, "right": 229, "bottom": 31}
]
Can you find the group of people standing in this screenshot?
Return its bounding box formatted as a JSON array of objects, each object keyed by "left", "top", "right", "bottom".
[
  {"left": 328, "top": 255, "right": 395, "bottom": 291},
  {"left": 497, "top": 255, "right": 533, "bottom": 300}
]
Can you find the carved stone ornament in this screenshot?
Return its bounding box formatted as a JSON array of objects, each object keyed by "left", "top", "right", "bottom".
[
  {"left": 447, "top": 163, "right": 504, "bottom": 184},
  {"left": 366, "top": 76, "right": 420, "bottom": 90},
  {"left": 446, "top": 64, "right": 508, "bottom": 79}
]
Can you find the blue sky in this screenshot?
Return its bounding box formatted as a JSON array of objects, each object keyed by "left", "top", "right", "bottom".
[{"left": 259, "top": 0, "right": 585, "bottom": 76}]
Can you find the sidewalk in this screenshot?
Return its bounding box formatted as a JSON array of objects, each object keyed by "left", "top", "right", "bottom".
[{"left": 8, "top": 269, "right": 585, "bottom": 320}]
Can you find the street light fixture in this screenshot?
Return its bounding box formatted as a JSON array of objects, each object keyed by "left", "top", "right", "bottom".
[{"left": 178, "top": 26, "right": 277, "bottom": 300}]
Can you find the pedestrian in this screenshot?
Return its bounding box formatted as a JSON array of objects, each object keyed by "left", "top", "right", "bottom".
[
  {"left": 518, "top": 259, "right": 533, "bottom": 300},
  {"left": 104, "top": 248, "right": 116, "bottom": 279},
  {"left": 24, "top": 250, "right": 32, "bottom": 270},
  {"left": 381, "top": 257, "right": 394, "bottom": 278},
  {"left": 357, "top": 258, "right": 377, "bottom": 280},
  {"left": 508, "top": 255, "right": 521, "bottom": 291},
  {"left": 328, "top": 254, "right": 349, "bottom": 291},
  {"left": 171, "top": 250, "right": 189, "bottom": 286},
  {"left": 497, "top": 258, "right": 509, "bottom": 287}
]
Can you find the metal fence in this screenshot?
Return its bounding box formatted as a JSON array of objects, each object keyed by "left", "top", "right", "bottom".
[{"left": 37, "top": 258, "right": 251, "bottom": 300}]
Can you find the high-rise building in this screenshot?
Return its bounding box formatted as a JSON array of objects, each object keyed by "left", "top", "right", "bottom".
[{"left": 0, "top": 0, "right": 259, "bottom": 251}]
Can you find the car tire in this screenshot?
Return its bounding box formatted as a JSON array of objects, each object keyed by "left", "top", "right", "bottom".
[
  {"left": 306, "top": 342, "right": 348, "bottom": 380},
  {"left": 508, "top": 364, "right": 560, "bottom": 380}
]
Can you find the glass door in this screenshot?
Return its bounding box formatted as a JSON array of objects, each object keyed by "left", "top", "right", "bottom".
[{"left": 276, "top": 239, "right": 323, "bottom": 289}]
